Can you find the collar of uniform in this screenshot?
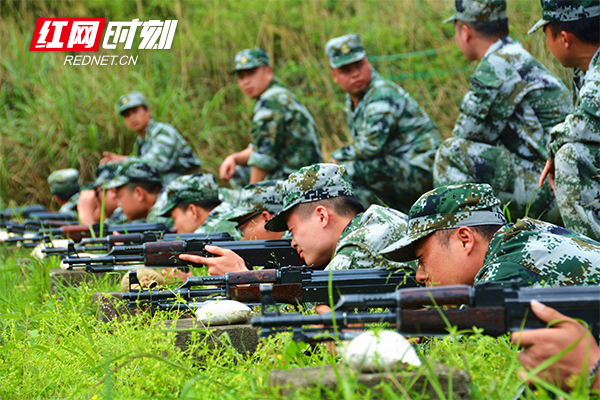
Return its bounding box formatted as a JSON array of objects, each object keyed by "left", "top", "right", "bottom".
[
  {"left": 481, "top": 36, "right": 513, "bottom": 60},
  {"left": 136, "top": 118, "right": 157, "bottom": 146},
  {"left": 260, "top": 77, "right": 282, "bottom": 99},
  {"left": 337, "top": 210, "right": 364, "bottom": 246},
  {"left": 580, "top": 46, "right": 600, "bottom": 88}
]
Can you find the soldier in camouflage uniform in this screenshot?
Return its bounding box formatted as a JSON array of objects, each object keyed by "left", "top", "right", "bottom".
[
  {"left": 105, "top": 160, "right": 173, "bottom": 228},
  {"left": 100, "top": 91, "right": 201, "bottom": 185},
  {"left": 48, "top": 168, "right": 80, "bottom": 217},
  {"left": 532, "top": 0, "right": 600, "bottom": 241},
  {"left": 326, "top": 34, "right": 442, "bottom": 213},
  {"left": 179, "top": 180, "right": 288, "bottom": 275},
  {"left": 77, "top": 163, "right": 127, "bottom": 224},
  {"left": 219, "top": 49, "right": 322, "bottom": 187},
  {"left": 381, "top": 183, "right": 600, "bottom": 288},
  {"left": 158, "top": 173, "right": 239, "bottom": 238},
  {"left": 434, "top": 0, "right": 572, "bottom": 224}
]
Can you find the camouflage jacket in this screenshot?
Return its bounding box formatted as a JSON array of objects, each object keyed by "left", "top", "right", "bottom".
[
  {"left": 327, "top": 205, "right": 416, "bottom": 272},
  {"left": 247, "top": 78, "right": 322, "bottom": 180},
  {"left": 548, "top": 47, "right": 600, "bottom": 158},
  {"left": 454, "top": 36, "right": 572, "bottom": 161},
  {"left": 131, "top": 119, "right": 201, "bottom": 184},
  {"left": 194, "top": 202, "right": 242, "bottom": 240},
  {"left": 476, "top": 217, "right": 600, "bottom": 286},
  {"left": 331, "top": 70, "right": 440, "bottom": 166},
  {"left": 59, "top": 192, "right": 79, "bottom": 217}
]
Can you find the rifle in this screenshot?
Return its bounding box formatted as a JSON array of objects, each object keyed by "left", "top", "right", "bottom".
[
  {"left": 42, "top": 231, "right": 233, "bottom": 257},
  {"left": 123, "top": 266, "right": 418, "bottom": 308},
  {"left": 1, "top": 205, "right": 46, "bottom": 220},
  {"left": 62, "top": 239, "right": 301, "bottom": 272},
  {"left": 2, "top": 222, "right": 169, "bottom": 247},
  {"left": 1, "top": 218, "right": 79, "bottom": 235},
  {"left": 251, "top": 282, "right": 600, "bottom": 341}
]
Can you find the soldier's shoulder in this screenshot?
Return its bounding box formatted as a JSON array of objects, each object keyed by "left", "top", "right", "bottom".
[
  {"left": 259, "top": 84, "right": 295, "bottom": 108},
  {"left": 366, "top": 75, "right": 406, "bottom": 101},
  {"left": 150, "top": 120, "right": 180, "bottom": 137},
  {"left": 581, "top": 66, "right": 600, "bottom": 118}
]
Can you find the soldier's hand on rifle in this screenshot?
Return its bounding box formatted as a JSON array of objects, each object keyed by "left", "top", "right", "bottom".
[
  {"left": 100, "top": 152, "right": 127, "bottom": 164},
  {"left": 511, "top": 300, "right": 600, "bottom": 391},
  {"left": 179, "top": 245, "right": 248, "bottom": 276}
]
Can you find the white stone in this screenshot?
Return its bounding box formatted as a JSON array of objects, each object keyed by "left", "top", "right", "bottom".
[
  {"left": 195, "top": 300, "right": 251, "bottom": 326},
  {"left": 0, "top": 231, "right": 11, "bottom": 242},
  {"left": 339, "top": 330, "right": 422, "bottom": 372}
]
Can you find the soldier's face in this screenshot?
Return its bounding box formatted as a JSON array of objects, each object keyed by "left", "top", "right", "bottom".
[
  {"left": 122, "top": 106, "right": 151, "bottom": 133},
  {"left": 97, "top": 187, "right": 119, "bottom": 217},
  {"left": 543, "top": 25, "right": 573, "bottom": 68},
  {"left": 116, "top": 186, "right": 148, "bottom": 221},
  {"left": 332, "top": 58, "right": 372, "bottom": 97},
  {"left": 237, "top": 66, "right": 273, "bottom": 99},
  {"left": 285, "top": 208, "right": 335, "bottom": 268},
  {"left": 414, "top": 232, "right": 478, "bottom": 287},
  {"left": 170, "top": 206, "right": 203, "bottom": 234},
  {"left": 454, "top": 21, "right": 478, "bottom": 61}
]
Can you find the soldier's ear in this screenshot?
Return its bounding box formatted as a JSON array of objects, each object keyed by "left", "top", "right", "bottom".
[{"left": 331, "top": 68, "right": 339, "bottom": 84}]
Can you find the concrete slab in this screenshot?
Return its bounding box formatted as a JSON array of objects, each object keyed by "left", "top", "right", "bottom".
[
  {"left": 49, "top": 268, "right": 121, "bottom": 293},
  {"left": 270, "top": 363, "right": 470, "bottom": 398},
  {"left": 164, "top": 318, "right": 259, "bottom": 357}
]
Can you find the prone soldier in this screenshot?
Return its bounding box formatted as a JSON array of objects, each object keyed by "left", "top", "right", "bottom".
[
  {"left": 77, "top": 162, "right": 127, "bottom": 224},
  {"left": 47, "top": 168, "right": 80, "bottom": 217}
]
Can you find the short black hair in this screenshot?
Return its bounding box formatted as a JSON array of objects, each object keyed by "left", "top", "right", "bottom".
[
  {"left": 434, "top": 224, "right": 503, "bottom": 247},
  {"left": 55, "top": 187, "right": 79, "bottom": 202},
  {"left": 176, "top": 198, "right": 221, "bottom": 212},
  {"left": 547, "top": 16, "right": 600, "bottom": 45},
  {"left": 292, "top": 196, "right": 365, "bottom": 220},
  {"left": 459, "top": 19, "right": 509, "bottom": 39},
  {"left": 124, "top": 181, "right": 162, "bottom": 195}
]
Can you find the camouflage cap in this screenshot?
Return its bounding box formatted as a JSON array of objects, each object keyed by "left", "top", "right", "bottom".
[
  {"left": 529, "top": 0, "right": 600, "bottom": 34},
  {"left": 158, "top": 173, "right": 220, "bottom": 217},
  {"left": 221, "top": 180, "right": 284, "bottom": 222},
  {"left": 265, "top": 164, "right": 354, "bottom": 232},
  {"left": 48, "top": 168, "right": 80, "bottom": 196},
  {"left": 443, "top": 0, "right": 507, "bottom": 24},
  {"left": 325, "top": 34, "right": 367, "bottom": 68},
  {"left": 89, "top": 163, "right": 120, "bottom": 189},
  {"left": 104, "top": 160, "right": 162, "bottom": 189},
  {"left": 117, "top": 91, "right": 147, "bottom": 114},
  {"left": 380, "top": 183, "right": 507, "bottom": 262},
  {"left": 230, "top": 48, "right": 270, "bottom": 74}
]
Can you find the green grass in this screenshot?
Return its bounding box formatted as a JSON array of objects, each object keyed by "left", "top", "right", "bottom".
[
  {"left": 0, "top": 0, "right": 571, "bottom": 208},
  {"left": 0, "top": 248, "right": 596, "bottom": 399}
]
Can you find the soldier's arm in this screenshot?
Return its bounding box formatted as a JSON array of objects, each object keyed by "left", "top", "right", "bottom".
[
  {"left": 220, "top": 147, "right": 253, "bottom": 181},
  {"left": 130, "top": 126, "right": 180, "bottom": 171},
  {"left": 247, "top": 98, "right": 286, "bottom": 173},
  {"left": 349, "top": 96, "right": 398, "bottom": 159}
]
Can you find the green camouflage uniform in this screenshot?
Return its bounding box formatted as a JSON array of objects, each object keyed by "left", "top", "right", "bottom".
[
  {"left": 231, "top": 49, "right": 322, "bottom": 184},
  {"left": 157, "top": 173, "right": 240, "bottom": 239},
  {"left": 265, "top": 163, "right": 415, "bottom": 272},
  {"left": 48, "top": 168, "right": 80, "bottom": 217},
  {"left": 530, "top": 1, "right": 600, "bottom": 240},
  {"left": 117, "top": 92, "right": 201, "bottom": 185},
  {"left": 105, "top": 160, "right": 173, "bottom": 228},
  {"left": 326, "top": 34, "right": 441, "bottom": 213},
  {"left": 87, "top": 163, "right": 127, "bottom": 224},
  {"left": 381, "top": 183, "right": 600, "bottom": 287},
  {"left": 434, "top": 0, "right": 572, "bottom": 224}
]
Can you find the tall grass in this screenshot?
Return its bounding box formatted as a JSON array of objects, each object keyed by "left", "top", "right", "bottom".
[{"left": 0, "top": 0, "right": 570, "bottom": 207}]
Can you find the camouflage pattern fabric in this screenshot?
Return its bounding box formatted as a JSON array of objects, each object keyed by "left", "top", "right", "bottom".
[
  {"left": 434, "top": 37, "right": 572, "bottom": 223},
  {"left": 331, "top": 71, "right": 441, "bottom": 213},
  {"left": 130, "top": 119, "right": 201, "bottom": 185},
  {"left": 158, "top": 173, "right": 220, "bottom": 217},
  {"left": 326, "top": 205, "right": 416, "bottom": 272},
  {"left": 194, "top": 201, "right": 242, "bottom": 240},
  {"left": 58, "top": 192, "right": 80, "bottom": 217},
  {"left": 48, "top": 168, "right": 79, "bottom": 196},
  {"left": 529, "top": 0, "right": 600, "bottom": 33},
  {"left": 221, "top": 180, "right": 284, "bottom": 222},
  {"left": 117, "top": 91, "right": 147, "bottom": 114},
  {"left": 265, "top": 163, "right": 354, "bottom": 232},
  {"left": 105, "top": 207, "right": 127, "bottom": 224},
  {"left": 246, "top": 78, "right": 322, "bottom": 181},
  {"left": 105, "top": 160, "right": 163, "bottom": 189},
  {"left": 381, "top": 183, "right": 507, "bottom": 262},
  {"left": 443, "top": 0, "right": 507, "bottom": 24},
  {"left": 230, "top": 48, "right": 270, "bottom": 73},
  {"left": 325, "top": 34, "right": 367, "bottom": 68},
  {"left": 476, "top": 217, "right": 600, "bottom": 286},
  {"left": 549, "top": 48, "right": 600, "bottom": 240}
]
